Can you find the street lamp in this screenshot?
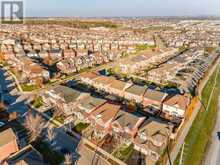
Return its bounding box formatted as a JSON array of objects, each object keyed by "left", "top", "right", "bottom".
[{"left": 166, "top": 124, "right": 173, "bottom": 165}]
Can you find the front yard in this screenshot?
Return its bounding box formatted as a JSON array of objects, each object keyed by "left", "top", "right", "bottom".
[
  {"left": 73, "top": 122, "right": 89, "bottom": 134},
  {"left": 112, "top": 143, "right": 134, "bottom": 161},
  {"left": 31, "top": 96, "right": 43, "bottom": 108},
  {"left": 20, "top": 83, "right": 40, "bottom": 91}
]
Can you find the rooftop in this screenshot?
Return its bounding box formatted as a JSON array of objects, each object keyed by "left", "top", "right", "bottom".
[
  {"left": 144, "top": 89, "right": 167, "bottom": 102},
  {"left": 51, "top": 85, "right": 81, "bottom": 103},
  {"left": 0, "top": 128, "right": 17, "bottom": 147},
  {"left": 125, "top": 84, "right": 148, "bottom": 96}
]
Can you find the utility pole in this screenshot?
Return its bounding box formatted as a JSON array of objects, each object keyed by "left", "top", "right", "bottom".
[{"left": 179, "top": 142, "right": 185, "bottom": 165}]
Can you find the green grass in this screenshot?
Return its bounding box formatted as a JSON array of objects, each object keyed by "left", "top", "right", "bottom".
[
  {"left": 112, "top": 143, "right": 134, "bottom": 161},
  {"left": 54, "top": 115, "right": 66, "bottom": 124},
  {"left": 174, "top": 65, "right": 220, "bottom": 165},
  {"left": 20, "top": 84, "right": 39, "bottom": 91},
  {"left": 25, "top": 19, "right": 118, "bottom": 29},
  {"left": 31, "top": 96, "right": 43, "bottom": 108},
  {"left": 135, "top": 44, "right": 156, "bottom": 51},
  {"left": 73, "top": 122, "right": 89, "bottom": 133},
  {"left": 32, "top": 139, "right": 64, "bottom": 165}
]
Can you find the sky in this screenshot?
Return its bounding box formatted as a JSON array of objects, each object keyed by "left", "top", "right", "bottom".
[{"left": 24, "top": 0, "right": 220, "bottom": 17}]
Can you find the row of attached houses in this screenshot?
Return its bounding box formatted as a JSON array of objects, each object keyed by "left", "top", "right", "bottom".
[
  {"left": 80, "top": 72, "right": 190, "bottom": 119},
  {"left": 118, "top": 48, "right": 177, "bottom": 74},
  {"left": 56, "top": 50, "right": 124, "bottom": 74},
  {"left": 41, "top": 85, "right": 174, "bottom": 162},
  {"left": 1, "top": 52, "right": 50, "bottom": 85}
]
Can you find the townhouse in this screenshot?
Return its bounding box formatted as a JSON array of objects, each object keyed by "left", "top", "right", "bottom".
[
  {"left": 74, "top": 95, "right": 107, "bottom": 122},
  {"left": 42, "top": 85, "right": 86, "bottom": 115},
  {"left": 111, "top": 110, "right": 146, "bottom": 140},
  {"left": 143, "top": 89, "right": 168, "bottom": 112},
  {"left": 124, "top": 85, "right": 148, "bottom": 103},
  {"left": 134, "top": 117, "right": 174, "bottom": 162},
  {"left": 162, "top": 94, "right": 190, "bottom": 118}
]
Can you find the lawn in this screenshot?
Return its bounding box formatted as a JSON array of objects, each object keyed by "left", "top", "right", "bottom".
[
  {"left": 174, "top": 65, "right": 220, "bottom": 165},
  {"left": 31, "top": 96, "right": 43, "bottom": 108},
  {"left": 20, "top": 84, "right": 39, "bottom": 91},
  {"left": 73, "top": 122, "right": 89, "bottom": 134},
  {"left": 54, "top": 115, "right": 66, "bottom": 124},
  {"left": 112, "top": 143, "right": 134, "bottom": 161},
  {"left": 135, "top": 44, "right": 156, "bottom": 51}
]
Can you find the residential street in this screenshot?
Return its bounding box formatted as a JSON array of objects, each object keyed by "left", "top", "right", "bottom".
[
  {"left": 0, "top": 68, "right": 29, "bottom": 117},
  {"left": 0, "top": 67, "right": 80, "bottom": 156},
  {"left": 205, "top": 97, "right": 220, "bottom": 165}
]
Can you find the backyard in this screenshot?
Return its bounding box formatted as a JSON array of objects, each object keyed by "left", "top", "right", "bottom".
[
  {"left": 112, "top": 143, "right": 134, "bottom": 161},
  {"left": 20, "top": 83, "right": 40, "bottom": 92}
]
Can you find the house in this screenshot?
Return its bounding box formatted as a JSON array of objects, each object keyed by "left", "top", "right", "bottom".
[
  {"left": 93, "top": 76, "right": 116, "bottom": 92},
  {"left": 0, "top": 128, "right": 19, "bottom": 161},
  {"left": 20, "top": 59, "right": 50, "bottom": 85},
  {"left": 74, "top": 95, "right": 107, "bottom": 122},
  {"left": 27, "top": 50, "right": 39, "bottom": 59},
  {"left": 38, "top": 50, "right": 49, "bottom": 59},
  {"left": 48, "top": 49, "right": 62, "bottom": 61},
  {"left": 0, "top": 51, "right": 16, "bottom": 61},
  {"left": 143, "top": 89, "right": 168, "bottom": 111},
  {"left": 162, "top": 94, "right": 190, "bottom": 118},
  {"left": 32, "top": 43, "right": 42, "bottom": 51},
  {"left": 134, "top": 118, "right": 174, "bottom": 162},
  {"left": 80, "top": 72, "right": 100, "bottom": 86},
  {"left": 89, "top": 102, "right": 121, "bottom": 130},
  {"left": 111, "top": 110, "right": 145, "bottom": 139},
  {"left": 42, "top": 85, "right": 85, "bottom": 115},
  {"left": 63, "top": 49, "right": 76, "bottom": 58},
  {"left": 124, "top": 85, "right": 148, "bottom": 103},
  {"left": 4, "top": 145, "right": 46, "bottom": 165},
  {"left": 56, "top": 58, "right": 77, "bottom": 74},
  {"left": 108, "top": 79, "right": 132, "bottom": 98}
]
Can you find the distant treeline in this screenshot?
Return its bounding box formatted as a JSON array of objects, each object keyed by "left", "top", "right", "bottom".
[{"left": 24, "top": 19, "right": 118, "bottom": 29}]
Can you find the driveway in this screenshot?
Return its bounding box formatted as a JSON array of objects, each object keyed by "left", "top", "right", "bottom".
[{"left": 0, "top": 68, "right": 29, "bottom": 117}]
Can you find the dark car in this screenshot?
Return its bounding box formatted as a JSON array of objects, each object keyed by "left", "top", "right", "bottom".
[{"left": 217, "top": 132, "right": 220, "bottom": 140}]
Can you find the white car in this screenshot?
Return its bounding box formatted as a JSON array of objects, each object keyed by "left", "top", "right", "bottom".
[{"left": 0, "top": 122, "right": 5, "bottom": 127}]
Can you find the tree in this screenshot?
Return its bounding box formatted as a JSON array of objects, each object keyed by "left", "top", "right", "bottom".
[
  {"left": 47, "top": 127, "right": 56, "bottom": 143},
  {"left": 64, "top": 153, "right": 72, "bottom": 165},
  {"left": 24, "top": 113, "right": 45, "bottom": 142}
]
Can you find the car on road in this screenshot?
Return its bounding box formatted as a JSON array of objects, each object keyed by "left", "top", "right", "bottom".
[
  {"left": 217, "top": 132, "right": 220, "bottom": 140},
  {"left": 0, "top": 122, "right": 5, "bottom": 127}
]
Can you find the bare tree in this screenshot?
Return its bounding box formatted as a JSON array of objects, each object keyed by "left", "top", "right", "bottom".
[
  {"left": 47, "top": 127, "right": 56, "bottom": 143},
  {"left": 53, "top": 106, "right": 63, "bottom": 118},
  {"left": 24, "top": 113, "right": 45, "bottom": 142},
  {"left": 64, "top": 153, "right": 72, "bottom": 165}
]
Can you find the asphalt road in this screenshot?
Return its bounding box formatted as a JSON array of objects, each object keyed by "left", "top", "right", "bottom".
[
  {"left": 0, "top": 67, "right": 80, "bottom": 158},
  {"left": 0, "top": 68, "right": 29, "bottom": 117},
  {"left": 205, "top": 97, "right": 220, "bottom": 165}
]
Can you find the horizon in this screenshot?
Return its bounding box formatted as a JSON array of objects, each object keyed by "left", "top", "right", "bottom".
[{"left": 23, "top": 0, "right": 220, "bottom": 17}]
